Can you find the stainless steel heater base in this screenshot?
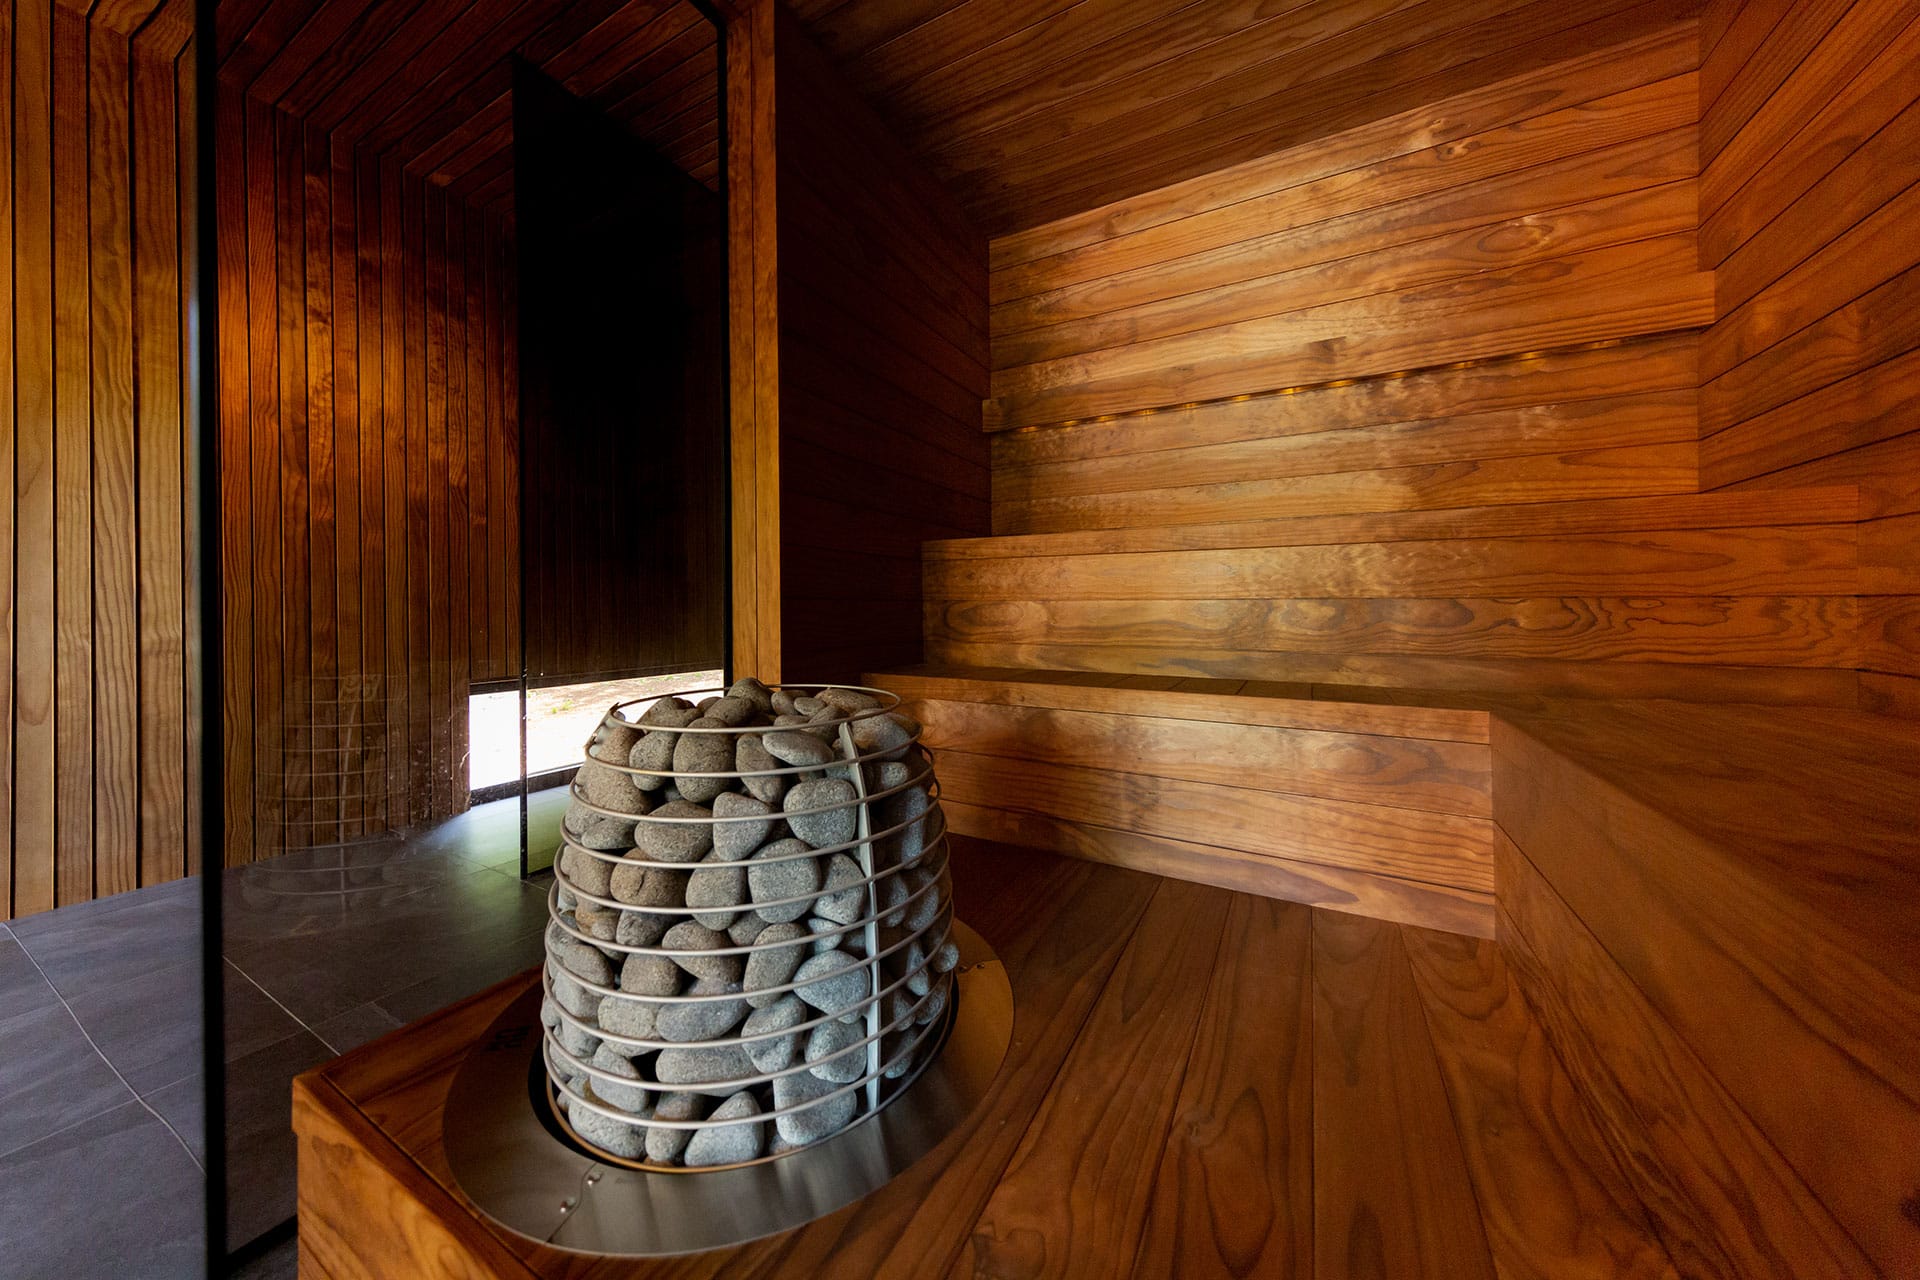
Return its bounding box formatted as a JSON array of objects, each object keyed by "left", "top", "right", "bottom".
[{"left": 443, "top": 919, "right": 1011, "bottom": 1256}]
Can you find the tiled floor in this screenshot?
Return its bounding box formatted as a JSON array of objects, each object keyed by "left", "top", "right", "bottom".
[{"left": 0, "top": 787, "right": 567, "bottom": 1274}]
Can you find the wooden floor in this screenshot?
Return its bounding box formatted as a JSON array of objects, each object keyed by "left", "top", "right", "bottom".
[{"left": 294, "top": 836, "right": 1678, "bottom": 1279}]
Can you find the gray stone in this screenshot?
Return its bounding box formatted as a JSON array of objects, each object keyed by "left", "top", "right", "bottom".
[
  {"left": 638, "top": 696, "right": 696, "bottom": 727},
  {"left": 741, "top": 995, "right": 808, "bottom": 1074},
  {"left": 807, "top": 918, "right": 846, "bottom": 953},
  {"left": 818, "top": 688, "right": 882, "bottom": 713},
  {"left": 711, "top": 791, "right": 775, "bottom": 859},
  {"left": 687, "top": 850, "right": 748, "bottom": 930},
  {"left": 813, "top": 854, "right": 867, "bottom": 925},
  {"left": 899, "top": 938, "right": 932, "bottom": 997},
  {"left": 574, "top": 902, "right": 619, "bottom": 942},
  {"left": 589, "top": 1043, "right": 649, "bottom": 1113},
  {"left": 702, "top": 695, "right": 756, "bottom": 727},
  {"left": 748, "top": 838, "right": 822, "bottom": 923},
  {"left": 877, "top": 869, "right": 912, "bottom": 927},
  {"left": 644, "top": 1090, "right": 705, "bottom": 1164},
  {"left": 570, "top": 1100, "right": 647, "bottom": 1159},
  {"left": 578, "top": 757, "right": 648, "bottom": 815},
  {"left": 697, "top": 697, "right": 720, "bottom": 713},
  {"left": 564, "top": 799, "right": 636, "bottom": 851},
  {"left": 931, "top": 940, "right": 960, "bottom": 973},
  {"left": 559, "top": 846, "right": 613, "bottom": 899},
  {"left": 772, "top": 1069, "right": 858, "bottom": 1147},
  {"left": 882, "top": 1035, "right": 915, "bottom": 1081},
  {"left": 660, "top": 921, "right": 743, "bottom": 984},
  {"left": 792, "top": 951, "right": 871, "bottom": 1018},
  {"left": 905, "top": 871, "right": 944, "bottom": 931},
  {"left": 879, "top": 785, "right": 933, "bottom": 864},
  {"left": 618, "top": 950, "right": 680, "bottom": 997},
  {"left": 771, "top": 688, "right": 796, "bottom": 715},
  {"left": 728, "top": 677, "right": 775, "bottom": 714},
  {"left": 683, "top": 1091, "right": 765, "bottom": 1167},
  {"left": 655, "top": 1042, "right": 756, "bottom": 1096},
  {"left": 851, "top": 712, "right": 916, "bottom": 762},
  {"left": 554, "top": 937, "right": 613, "bottom": 986},
  {"left": 656, "top": 977, "right": 749, "bottom": 1043},
  {"left": 587, "top": 720, "right": 640, "bottom": 766},
  {"left": 791, "top": 696, "right": 826, "bottom": 716},
  {"left": 555, "top": 1017, "right": 600, "bottom": 1061},
  {"left": 743, "top": 921, "right": 810, "bottom": 1007},
  {"left": 805, "top": 1019, "right": 867, "bottom": 1084},
  {"left": 728, "top": 913, "right": 770, "bottom": 946},
  {"left": 610, "top": 857, "right": 687, "bottom": 908},
  {"left": 761, "top": 730, "right": 835, "bottom": 768},
  {"left": 673, "top": 721, "right": 736, "bottom": 804},
  {"left": 616, "top": 909, "right": 671, "bottom": 949},
  {"left": 736, "top": 735, "right": 790, "bottom": 805},
  {"left": 915, "top": 981, "right": 947, "bottom": 1026},
  {"left": 551, "top": 972, "right": 601, "bottom": 1022},
  {"left": 628, "top": 731, "right": 678, "bottom": 791},
  {"left": 633, "top": 801, "right": 715, "bottom": 863},
  {"left": 597, "top": 993, "right": 661, "bottom": 1043},
  {"left": 784, "top": 778, "right": 858, "bottom": 850}
]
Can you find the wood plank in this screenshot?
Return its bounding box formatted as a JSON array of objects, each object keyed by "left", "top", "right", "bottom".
[
  {"left": 948, "top": 876, "right": 1230, "bottom": 1280},
  {"left": 987, "top": 23, "right": 1697, "bottom": 270},
  {"left": 906, "top": 697, "right": 1492, "bottom": 816},
  {"left": 869, "top": 666, "right": 1492, "bottom": 742},
  {"left": 424, "top": 185, "right": 451, "bottom": 821},
  {"left": 354, "top": 148, "right": 386, "bottom": 836},
  {"left": 987, "top": 240, "right": 1715, "bottom": 428},
  {"left": 1496, "top": 834, "right": 1872, "bottom": 1280},
  {"left": 88, "top": 26, "right": 139, "bottom": 898},
  {"left": 1311, "top": 909, "right": 1496, "bottom": 1280},
  {"left": 1702, "top": 345, "right": 1920, "bottom": 491},
  {"left": 920, "top": 640, "right": 1863, "bottom": 709},
  {"left": 1401, "top": 925, "right": 1680, "bottom": 1280},
  {"left": 304, "top": 123, "right": 338, "bottom": 850},
  {"left": 216, "top": 78, "right": 255, "bottom": 867},
  {"left": 935, "top": 748, "right": 1493, "bottom": 893},
  {"left": 52, "top": 5, "right": 93, "bottom": 902},
  {"left": 991, "top": 337, "right": 1699, "bottom": 469},
  {"left": 379, "top": 157, "right": 407, "bottom": 832},
  {"left": 1127, "top": 891, "right": 1314, "bottom": 1279},
  {"left": 925, "top": 595, "right": 1861, "bottom": 671},
  {"left": 275, "top": 105, "right": 310, "bottom": 854},
  {"left": 925, "top": 526, "right": 1859, "bottom": 602},
  {"left": 1496, "top": 705, "right": 1920, "bottom": 1271}
]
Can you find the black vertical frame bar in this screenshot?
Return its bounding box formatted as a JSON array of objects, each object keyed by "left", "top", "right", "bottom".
[{"left": 193, "top": 0, "right": 226, "bottom": 1270}]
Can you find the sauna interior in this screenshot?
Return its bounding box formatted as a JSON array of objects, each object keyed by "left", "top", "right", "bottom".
[{"left": 0, "top": 0, "right": 1917, "bottom": 1275}]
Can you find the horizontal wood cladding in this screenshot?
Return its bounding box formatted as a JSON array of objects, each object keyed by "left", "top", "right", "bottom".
[
  {"left": 1495, "top": 700, "right": 1920, "bottom": 1276},
  {"left": 983, "top": 25, "right": 1711, "bottom": 433},
  {"left": 787, "top": 0, "right": 1701, "bottom": 234},
  {"left": 3, "top": 1, "right": 195, "bottom": 921},
  {"left": 216, "top": 87, "right": 517, "bottom": 864},
  {"left": 773, "top": 9, "right": 989, "bottom": 683},
  {"left": 215, "top": 0, "right": 720, "bottom": 202},
  {"left": 872, "top": 670, "right": 1495, "bottom": 936},
  {"left": 1697, "top": 0, "right": 1920, "bottom": 713}
]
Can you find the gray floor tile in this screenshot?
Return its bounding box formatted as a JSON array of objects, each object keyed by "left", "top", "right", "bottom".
[
  {"left": 0, "top": 1002, "right": 137, "bottom": 1158},
  {"left": 11, "top": 881, "right": 202, "bottom": 1000},
  {"left": 146, "top": 1073, "right": 206, "bottom": 1165},
  {"left": 222, "top": 961, "right": 307, "bottom": 1063},
  {"left": 224, "top": 1029, "right": 334, "bottom": 1252},
  {"left": 373, "top": 924, "right": 546, "bottom": 1024},
  {"left": 309, "top": 1001, "right": 404, "bottom": 1055},
  {"left": 64, "top": 956, "right": 203, "bottom": 1095},
  {"left": 0, "top": 1102, "right": 204, "bottom": 1278},
  {"left": 0, "top": 935, "right": 61, "bottom": 1024}
]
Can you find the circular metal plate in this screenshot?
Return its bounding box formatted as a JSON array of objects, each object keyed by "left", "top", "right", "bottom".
[{"left": 444, "top": 919, "right": 1012, "bottom": 1256}]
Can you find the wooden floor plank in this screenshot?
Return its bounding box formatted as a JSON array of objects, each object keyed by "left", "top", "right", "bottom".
[
  {"left": 1131, "top": 892, "right": 1315, "bottom": 1279},
  {"left": 1311, "top": 910, "right": 1497, "bottom": 1280},
  {"left": 1401, "top": 924, "right": 1680, "bottom": 1280},
  {"left": 947, "top": 876, "right": 1232, "bottom": 1280}
]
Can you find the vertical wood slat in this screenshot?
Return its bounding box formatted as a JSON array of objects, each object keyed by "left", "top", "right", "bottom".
[
  {"left": 275, "top": 106, "right": 310, "bottom": 850},
  {"left": 423, "top": 184, "right": 449, "bottom": 818},
  {"left": 329, "top": 140, "right": 360, "bottom": 839},
  {"left": 354, "top": 146, "right": 383, "bottom": 842},
  {"left": 303, "top": 122, "right": 336, "bottom": 850},
  {"left": 51, "top": 6, "right": 92, "bottom": 906},
  {"left": 0, "top": 0, "right": 17, "bottom": 919},
  {"left": 379, "top": 154, "right": 405, "bottom": 835},
  {"left": 216, "top": 70, "right": 254, "bottom": 872},
  {"left": 245, "top": 95, "right": 283, "bottom": 857},
  {"left": 444, "top": 202, "right": 469, "bottom": 800},
  {"left": 88, "top": 23, "right": 136, "bottom": 900},
  {"left": 175, "top": 29, "right": 198, "bottom": 877},
  {"left": 132, "top": 14, "right": 186, "bottom": 889}
]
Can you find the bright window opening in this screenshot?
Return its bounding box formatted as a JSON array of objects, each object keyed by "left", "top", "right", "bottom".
[{"left": 468, "top": 669, "right": 726, "bottom": 792}]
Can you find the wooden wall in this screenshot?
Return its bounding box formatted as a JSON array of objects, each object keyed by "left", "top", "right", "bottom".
[
  {"left": 773, "top": 7, "right": 990, "bottom": 684},
  {"left": 2, "top": 0, "right": 196, "bottom": 921},
  {"left": 1697, "top": 0, "right": 1920, "bottom": 717},
  {"left": 936, "top": 23, "right": 1879, "bottom": 707},
  {"left": 215, "top": 86, "right": 519, "bottom": 864}
]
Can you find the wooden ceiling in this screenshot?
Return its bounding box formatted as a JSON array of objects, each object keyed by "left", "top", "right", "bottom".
[
  {"left": 787, "top": 0, "right": 1704, "bottom": 235},
  {"left": 216, "top": 0, "right": 720, "bottom": 209}
]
